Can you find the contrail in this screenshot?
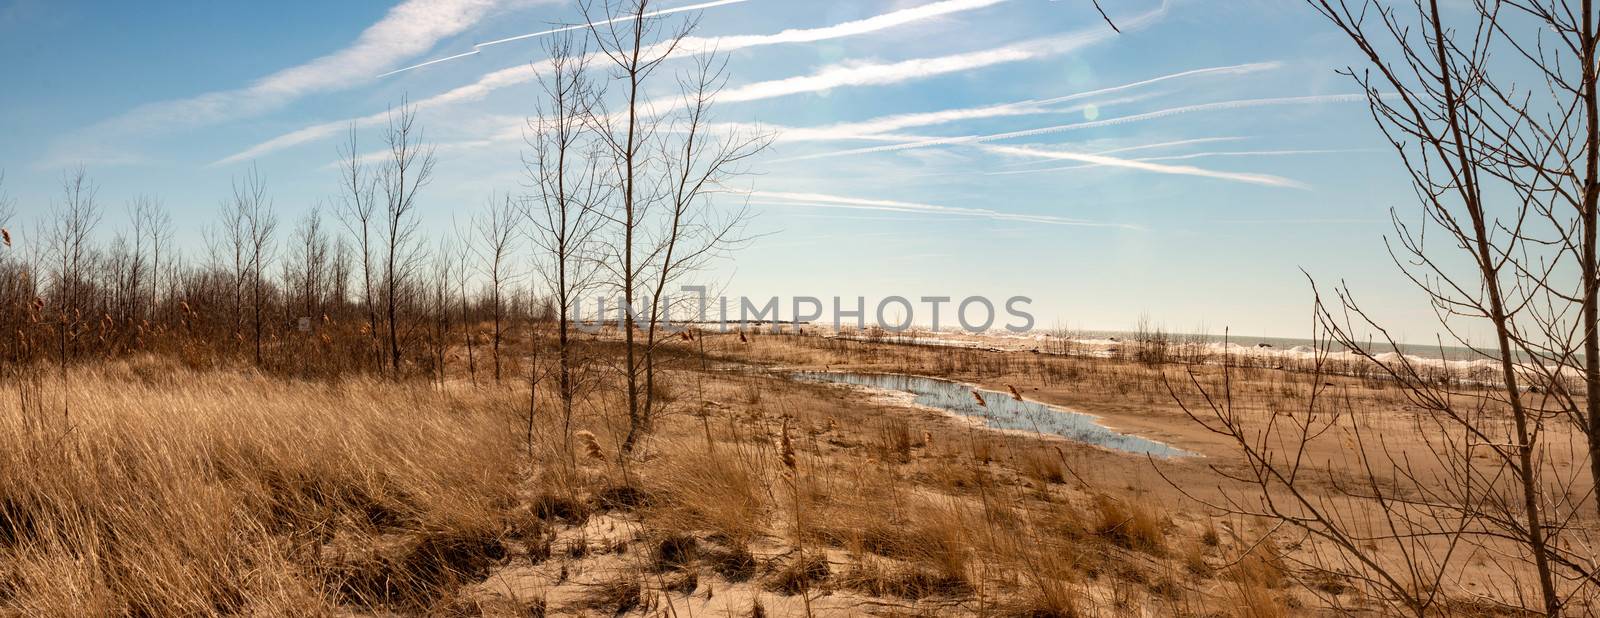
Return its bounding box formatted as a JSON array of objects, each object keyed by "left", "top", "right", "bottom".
[
  {"left": 995, "top": 136, "right": 1249, "bottom": 169},
  {"left": 1094, "top": 137, "right": 1247, "bottom": 155},
  {"left": 984, "top": 148, "right": 1363, "bottom": 176},
  {"left": 753, "top": 63, "right": 1277, "bottom": 144},
  {"left": 479, "top": 0, "right": 752, "bottom": 48},
  {"left": 1023, "top": 62, "right": 1280, "bottom": 107},
  {"left": 377, "top": 49, "right": 482, "bottom": 78},
  {"left": 979, "top": 144, "right": 1308, "bottom": 188},
  {"left": 781, "top": 93, "right": 1379, "bottom": 162},
  {"left": 221, "top": 0, "right": 1022, "bottom": 164},
  {"left": 691, "top": 2, "right": 1167, "bottom": 108},
  {"left": 760, "top": 93, "right": 1159, "bottom": 144},
  {"left": 379, "top": 0, "right": 757, "bottom": 78},
  {"left": 749, "top": 191, "right": 1140, "bottom": 228}
]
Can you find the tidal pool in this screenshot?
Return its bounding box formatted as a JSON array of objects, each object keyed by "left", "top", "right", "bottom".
[{"left": 796, "top": 371, "right": 1190, "bottom": 458}]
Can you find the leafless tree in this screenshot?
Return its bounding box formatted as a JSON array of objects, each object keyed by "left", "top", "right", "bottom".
[
  {"left": 336, "top": 123, "right": 383, "bottom": 372},
  {"left": 378, "top": 99, "right": 436, "bottom": 376},
  {"left": 1169, "top": 1, "right": 1600, "bottom": 614},
  {"left": 291, "top": 205, "right": 331, "bottom": 322},
  {"left": 476, "top": 193, "right": 519, "bottom": 382},
  {"left": 526, "top": 31, "right": 606, "bottom": 446},
  {"left": 226, "top": 165, "right": 277, "bottom": 366},
  {"left": 583, "top": 0, "right": 768, "bottom": 455},
  {"left": 42, "top": 166, "right": 101, "bottom": 420},
  {"left": 452, "top": 227, "right": 479, "bottom": 385},
  {"left": 428, "top": 236, "right": 455, "bottom": 386},
  {"left": 130, "top": 196, "right": 172, "bottom": 325},
  {"left": 331, "top": 237, "right": 353, "bottom": 311},
  {"left": 46, "top": 167, "right": 102, "bottom": 359},
  {"left": 635, "top": 53, "right": 768, "bottom": 442},
  {"left": 210, "top": 185, "right": 250, "bottom": 348}
]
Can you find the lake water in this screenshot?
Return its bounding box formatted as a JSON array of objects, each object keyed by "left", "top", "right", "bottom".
[{"left": 796, "top": 371, "right": 1190, "bottom": 458}]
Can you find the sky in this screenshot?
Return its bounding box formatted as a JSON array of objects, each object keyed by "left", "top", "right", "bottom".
[{"left": 0, "top": 0, "right": 1465, "bottom": 341}]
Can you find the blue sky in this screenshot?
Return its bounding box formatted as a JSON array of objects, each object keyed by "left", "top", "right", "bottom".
[{"left": 0, "top": 0, "right": 1459, "bottom": 341}]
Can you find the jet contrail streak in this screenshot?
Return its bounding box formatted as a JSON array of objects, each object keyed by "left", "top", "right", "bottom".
[
  {"left": 378, "top": 0, "right": 755, "bottom": 78},
  {"left": 995, "top": 137, "right": 1249, "bottom": 169},
  {"left": 221, "top": 0, "right": 1028, "bottom": 164},
  {"left": 783, "top": 94, "right": 1378, "bottom": 162},
  {"left": 755, "top": 63, "right": 1276, "bottom": 145},
  {"left": 748, "top": 191, "right": 1139, "bottom": 228},
  {"left": 984, "top": 148, "right": 1362, "bottom": 176},
  {"left": 477, "top": 0, "right": 751, "bottom": 48},
  {"left": 377, "top": 49, "right": 482, "bottom": 78},
  {"left": 1025, "top": 62, "right": 1280, "bottom": 107},
  {"left": 979, "top": 144, "right": 1308, "bottom": 188}
]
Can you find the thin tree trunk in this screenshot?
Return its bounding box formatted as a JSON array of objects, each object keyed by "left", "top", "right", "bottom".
[
  {"left": 1579, "top": 0, "right": 1600, "bottom": 524},
  {"left": 1426, "top": 2, "right": 1557, "bottom": 610}
]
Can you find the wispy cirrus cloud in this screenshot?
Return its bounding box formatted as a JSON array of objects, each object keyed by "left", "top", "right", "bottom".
[
  {"left": 379, "top": 0, "right": 757, "bottom": 77},
  {"left": 976, "top": 144, "right": 1308, "bottom": 188},
  {"left": 749, "top": 190, "right": 1140, "bottom": 228},
  {"left": 984, "top": 148, "right": 1366, "bottom": 176},
  {"left": 110, "top": 0, "right": 512, "bottom": 134},
  {"left": 784, "top": 93, "right": 1378, "bottom": 162},
  {"left": 216, "top": 0, "right": 1029, "bottom": 165},
  {"left": 724, "top": 63, "right": 1277, "bottom": 144},
  {"left": 992, "top": 137, "right": 1250, "bottom": 170},
  {"left": 663, "top": 3, "right": 1167, "bottom": 110},
  {"left": 362, "top": 1, "right": 1171, "bottom": 163}
]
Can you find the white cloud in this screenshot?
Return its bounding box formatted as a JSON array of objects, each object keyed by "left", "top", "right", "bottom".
[
  {"left": 684, "top": 15, "right": 1147, "bottom": 107},
  {"left": 381, "top": 0, "right": 758, "bottom": 77},
  {"left": 783, "top": 93, "right": 1376, "bottom": 162},
  {"left": 733, "top": 63, "right": 1278, "bottom": 144},
  {"left": 984, "top": 148, "right": 1362, "bottom": 176},
  {"left": 216, "top": 0, "right": 1026, "bottom": 165},
  {"left": 110, "top": 0, "right": 510, "bottom": 133},
  {"left": 977, "top": 144, "right": 1307, "bottom": 188}
]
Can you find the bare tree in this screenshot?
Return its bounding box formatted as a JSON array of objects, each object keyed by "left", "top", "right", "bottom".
[
  {"left": 226, "top": 166, "right": 277, "bottom": 366},
  {"left": 585, "top": 0, "right": 676, "bottom": 455},
  {"left": 636, "top": 53, "right": 768, "bottom": 440},
  {"left": 210, "top": 183, "right": 250, "bottom": 348},
  {"left": 475, "top": 193, "right": 519, "bottom": 382},
  {"left": 377, "top": 100, "right": 436, "bottom": 376},
  {"left": 336, "top": 123, "right": 383, "bottom": 372},
  {"left": 452, "top": 230, "right": 479, "bottom": 385},
  {"left": 526, "top": 31, "right": 606, "bottom": 448},
  {"left": 46, "top": 167, "right": 102, "bottom": 360},
  {"left": 331, "top": 237, "right": 353, "bottom": 313},
  {"left": 43, "top": 166, "right": 101, "bottom": 420},
  {"left": 583, "top": 0, "right": 767, "bottom": 454},
  {"left": 291, "top": 205, "right": 331, "bottom": 322},
  {"left": 428, "top": 236, "right": 455, "bottom": 386},
  {"left": 1170, "top": 1, "right": 1600, "bottom": 614},
  {"left": 130, "top": 196, "right": 172, "bottom": 326}
]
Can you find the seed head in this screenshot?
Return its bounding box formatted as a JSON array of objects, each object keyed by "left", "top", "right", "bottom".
[
  {"left": 780, "top": 419, "right": 796, "bottom": 472},
  {"left": 576, "top": 430, "right": 605, "bottom": 461}
]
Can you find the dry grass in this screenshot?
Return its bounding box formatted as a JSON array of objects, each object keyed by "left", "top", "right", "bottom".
[
  {"left": 0, "top": 331, "right": 1509, "bottom": 615},
  {"left": 1090, "top": 493, "right": 1166, "bottom": 553},
  {"left": 0, "top": 357, "right": 527, "bottom": 614}
]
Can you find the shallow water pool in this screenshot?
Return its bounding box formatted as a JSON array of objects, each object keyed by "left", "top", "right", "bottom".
[{"left": 796, "top": 371, "right": 1189, "bottom": 458}]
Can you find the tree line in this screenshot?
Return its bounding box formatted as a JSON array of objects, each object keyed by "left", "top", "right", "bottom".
[{"left": 0, "top": 0, "right": 769, "bottom": 457}]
